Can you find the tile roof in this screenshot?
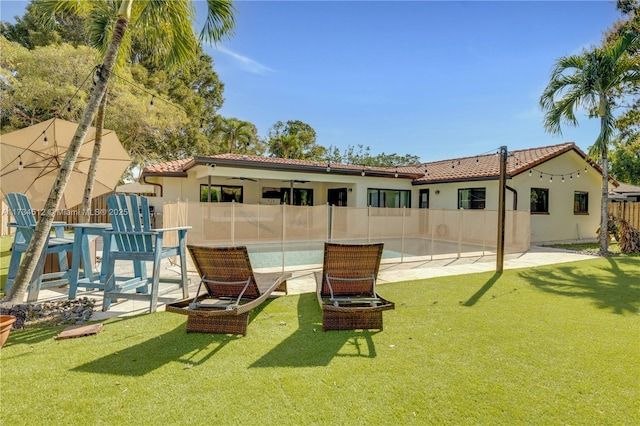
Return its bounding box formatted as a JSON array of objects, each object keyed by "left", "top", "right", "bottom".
[
  {"left": 141, "top": 142, "right": 601, "bottom": 183},
  {"left": 413, "top": 142, "right": 596, "bottom": 183},
  {"left": 143, "top": 158, "right": 191, "bottom": 175},
  {"left": 142, "top": 153, "right": 424, "bottom": 178}
]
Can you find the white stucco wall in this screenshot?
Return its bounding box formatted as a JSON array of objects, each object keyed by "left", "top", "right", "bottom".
[{"left": 144, "top": 149, "right": 608, "bottom": 244}]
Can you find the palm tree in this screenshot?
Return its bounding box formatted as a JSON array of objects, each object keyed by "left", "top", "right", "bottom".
[
  {"left": 540, "top": 32, "right": 640, "bottom": 256},
  {"left": 71, "top": 1, "right": 234, "bottom": 223},
  {"left": 1, "top": 0, "right": 235, "bottom": 305},
  {"left": 214, "top": 117, "right": 254, "bottom": 153}
]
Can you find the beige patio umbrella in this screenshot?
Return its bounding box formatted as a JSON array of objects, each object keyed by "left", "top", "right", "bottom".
[{"left": 0, "top": 118, "right": 131, "bottom": 210}]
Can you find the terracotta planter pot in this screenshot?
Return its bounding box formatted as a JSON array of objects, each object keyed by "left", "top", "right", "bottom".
[{"left": 0, "top": 315, "right": 17, "bottom": 349}]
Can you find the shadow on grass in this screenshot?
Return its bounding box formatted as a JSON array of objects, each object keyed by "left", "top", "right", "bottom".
[
  {"left": 4, "top": 324, "right": 64, "bottom": 346},
  {"left": 518, "top": 257, "right": 639, "bottom": 315},
  {"left": 68, "top": 303, "right": 287, "bottom": 376},
  {"left": 250, "top": 293, "right": 379, "bottom": 368},
  {"left": 462, "top": 272, "right": 502, "bottom": 307}
]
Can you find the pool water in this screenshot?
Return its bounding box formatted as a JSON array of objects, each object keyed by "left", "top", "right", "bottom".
[{"left": 248, "top": 248, "right": 408, "bottom": 269}]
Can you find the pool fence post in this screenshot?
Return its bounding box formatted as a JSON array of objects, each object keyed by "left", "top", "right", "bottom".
[
  {"left": 368, "top": 205, "right": 371, "bottom": 243},
  {"left": 282, "top": 203, "right": 286, "bottom": 271},
  {"left": 457, "top": 208, "right": 463, "bottom": 259},
  {"left": 328, "top": 203, "right": 333, "bottom": 242},
  {"left": 401, "top": 206, "right": 406, "bottom": 263},
  {"left": 482, "top": 209, "right": 486, "bottom": 256},
  {"left": 231, "top": 200, "right": 235, "bottom": 246}
]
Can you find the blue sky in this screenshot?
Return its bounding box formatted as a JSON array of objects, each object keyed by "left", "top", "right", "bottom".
[{"left": 2, "top": 1, "right": 623, "bottom": 162}]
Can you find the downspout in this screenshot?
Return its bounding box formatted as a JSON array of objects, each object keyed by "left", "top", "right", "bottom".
[
  {"left": 142, "top": 176, "right": 163, "bottom": 197},
  {"left": 506, "top": 185, "right": 517, "bottom": 210}
]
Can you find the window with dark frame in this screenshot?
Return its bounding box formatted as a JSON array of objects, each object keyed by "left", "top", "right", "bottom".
[
  {"left": 458, "top": 188, "right": 486, "bottom": 209},
  {"left": 574, "top": 191, "right": 588, "bottom": 214},
  {"left": 367, "top": 188, "right": 411, "bottom": 208},
  {"left": 530, "top": 188, "right": 549, "bottom": 213},
  {"left": 281, "top": 188, "right": 314, "bottom": 206},
  {"left": 419, "top": 189, "right": 429, "bottom": 209},
  {"left": 200, "top": 184, "right": 243, "bottom": 203}
]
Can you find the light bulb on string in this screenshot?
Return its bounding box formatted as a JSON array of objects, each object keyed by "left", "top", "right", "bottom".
[
  {"left": 584, "top": 166, "right": 587, "bottom": 174},
  {"left": 561, "top": 175, "right": 565, "bottom": 183},
  {"left": 42, "top": 132, "right": 48, "bottom": 146},
  {"left": 549, "top": 176, "right": 553, "bottom": 183},
  {"left": 539, "top": 173, "right": 542, "bottom": 180},
  {"left": 18, "top": 156, "right": 23, "bottom": 170},
  {"left": 577, "top": 171, "right": 580, "bottom": 178},
  {"left": 361, "top": 169, "right": 366, "bottom": 176},
  {"left": 149, "top": 96, "right": 155, "bottom": 110},
  {"left": 326, "top": 162, "right": 331, "bottom": 172},
  {"left": 394, "top": 167, "right": 398, "bottom": 178},
  {"left": 570, "top": 174, "right": 573, "bottom": 180},
  {"left": 528, "top": 169, "right": 532, "bottom": 177}
]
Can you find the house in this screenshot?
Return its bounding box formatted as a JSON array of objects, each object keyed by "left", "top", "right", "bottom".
[
  {"left": 609, "top": 182, "right": 640, "bottom": 202},
  {"left": 140, "top": 142, "right": 613, "bottom": 244}
]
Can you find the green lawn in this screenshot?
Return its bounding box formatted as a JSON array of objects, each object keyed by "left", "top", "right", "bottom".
[
  {"left": 0, "top": 236, "right": 11, "bottom": 294},
  {"left": 1, "top": 257, "right": 638, "bottom": 425}
]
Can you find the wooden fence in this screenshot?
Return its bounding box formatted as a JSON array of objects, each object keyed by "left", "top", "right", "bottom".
[{"left": 609, "top": 202, "right": 640, "bottom": 230}]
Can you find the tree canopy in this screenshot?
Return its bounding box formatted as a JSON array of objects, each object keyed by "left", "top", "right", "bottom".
[
  {"left": 605, "top": 1, "right": 640, "bottom": 184},
  {"left": 540, "top": 19, "right": 640, "bottom": 254},
  {"left": 326, "top": 144, "right": 421, "bottom": 167},
  {"left": 267, "top": 120, "right": 325, "bottom": 160}
]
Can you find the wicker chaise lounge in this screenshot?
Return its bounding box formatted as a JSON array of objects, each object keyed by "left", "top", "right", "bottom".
[
  {"left": 315, "top": 243, "right": 395, "bottom": 331},
  {"left": 166, "top": 245, "right": 291, "bottom": 335}
]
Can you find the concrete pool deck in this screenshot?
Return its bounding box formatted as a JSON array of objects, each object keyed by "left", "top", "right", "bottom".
[{"left": 34, "top": 245, "right": 598, "bottom": 321}]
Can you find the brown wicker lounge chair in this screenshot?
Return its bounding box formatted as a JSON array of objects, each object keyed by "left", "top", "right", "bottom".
[
  {"left": 166, "top": 245, "right": 291, "bottom": 335},
  {"left": 315, "top": 243, "right": 394, "bottom": 331}
]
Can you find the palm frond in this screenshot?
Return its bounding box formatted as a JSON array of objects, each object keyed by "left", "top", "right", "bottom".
[{"left": 201, "top": 0, "right": 236, "bottom": 44}]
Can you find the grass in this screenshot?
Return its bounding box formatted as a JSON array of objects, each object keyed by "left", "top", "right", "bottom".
[
  {"left": 1, "top": 256, "right": 638, "bottom": 425},
  {"left": 1, "top": 236, "right": 11, "bottom": 294},
  {"left": 549, "top": 240, "right": 639, "bottom": 256}
]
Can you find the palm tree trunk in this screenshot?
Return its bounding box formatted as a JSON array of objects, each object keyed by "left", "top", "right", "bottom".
[
  {"left": 600, "top": 145, "right": 610, "bottom": 255},
  {"left": 80, "top": 93, "right": 108, "bottom": 223},
  {"left": 1, "top": 8, "right": 131, "bottom": 305}
]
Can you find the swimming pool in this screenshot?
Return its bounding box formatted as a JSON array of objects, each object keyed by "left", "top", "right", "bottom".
[
  {"left": 245, "top": 238, "right": 492, "bottom": 270},
  {"left": 247, "top": 245, "right": 408, "bottom": 269}
]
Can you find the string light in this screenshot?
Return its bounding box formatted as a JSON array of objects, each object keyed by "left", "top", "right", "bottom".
[
  {"left": 42, "top": 132, "right": 48, "bottom": 146},
  {"left": 326, "top": 162, "right": 331, "bottom": 172},
  {"left": 528, "top": 163, "right": 590, "bottom": 183},
  {"left": 149, "top": 96, "right": 155, "bottom": 110},
  {"left": 361, "top": 168, "right": 366, "bottom": 176},
  {"left": 394, "top": 167, "right": 398, "bottom": 178},
  {"left": 18, "top": 156, "right": 23, "bottom": 170}
]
